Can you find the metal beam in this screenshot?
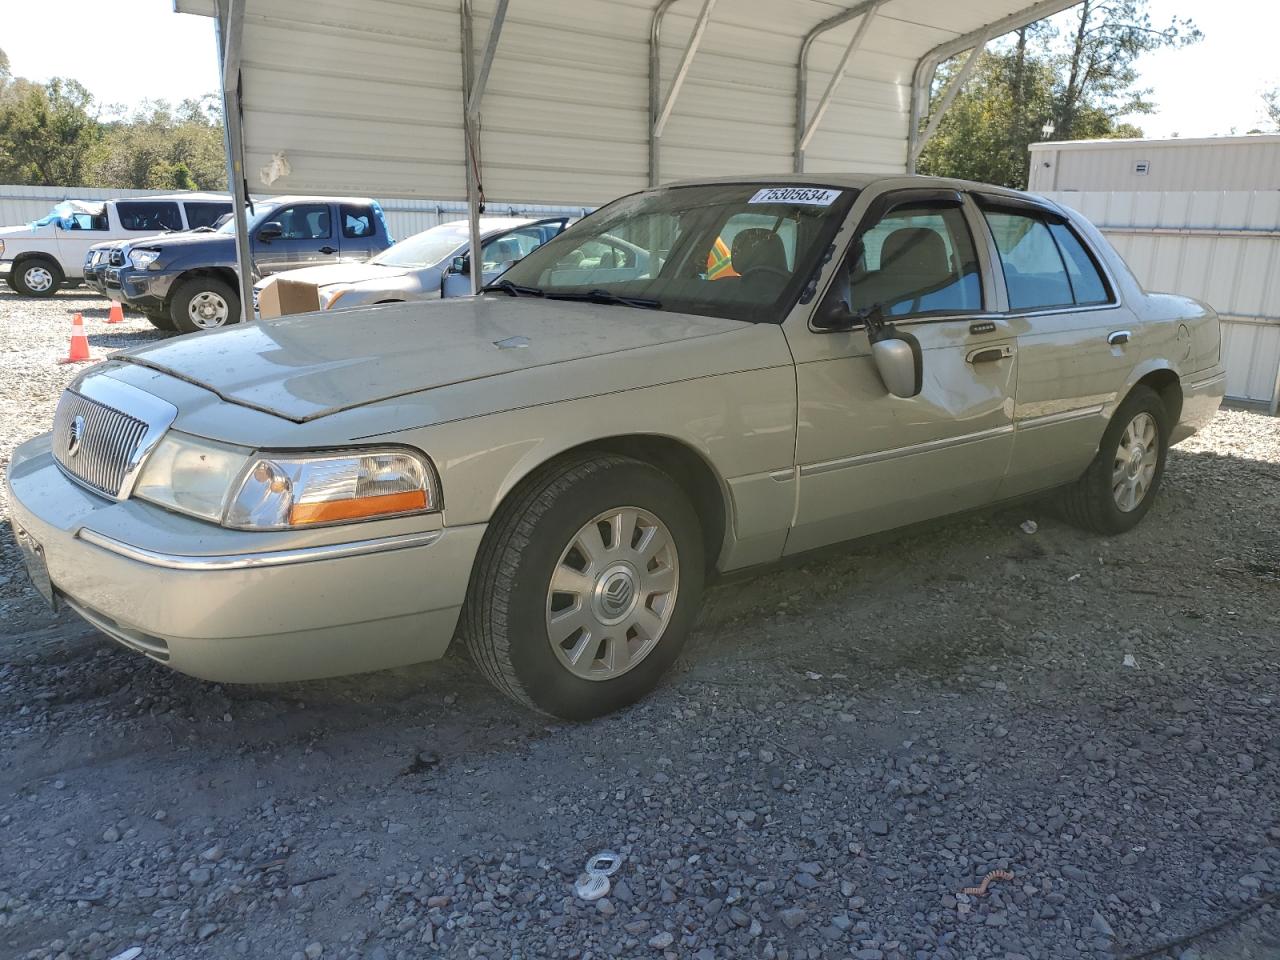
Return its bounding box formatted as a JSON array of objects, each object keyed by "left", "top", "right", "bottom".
[
  {"left": 466, "top": 0, "right": 510, "bottom": 120},
  {"left": 794, "top": 0, "right": 881, "bottom": 173},
  {"left": 907, "top": 0, "right": 1085, "bottom": 172},
  {"left": 652, "top": 0, "right": 718, "bottom": 139},
  {"left": 909, "top": 30, "right": 989, "bottom": 167},
  {"left": 215, "top": 0, "right": 255, "bottom": 322},
  {"left": 798, "top": 0, "right": 883, "bottom": 154},
  {"left": 648, "top": 0, "right": 679, "bottom": 187},
  {"left": 461, "top": 0, "right": 484, "bottom": 295}
]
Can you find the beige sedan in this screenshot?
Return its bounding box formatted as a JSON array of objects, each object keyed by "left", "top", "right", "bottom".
[{"left": 7, "top": 175, "right": 1225, "bottom": 719}]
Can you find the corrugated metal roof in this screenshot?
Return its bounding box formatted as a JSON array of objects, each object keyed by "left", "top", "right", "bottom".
[{"left": 178, "top": 0, "right": 1077, "bottom": 205}]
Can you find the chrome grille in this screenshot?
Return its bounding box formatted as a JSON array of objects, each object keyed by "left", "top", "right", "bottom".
[{"left": 52, "top": 390, "right": 149, "bottom": 498}]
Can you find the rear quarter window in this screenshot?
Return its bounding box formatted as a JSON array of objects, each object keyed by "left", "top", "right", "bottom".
[
  {"left": 1049, "top": 222, "right": 1112, "bottom": 305},
  {"left": 116, "top": 201, "right": 183, "bottom": 232}
]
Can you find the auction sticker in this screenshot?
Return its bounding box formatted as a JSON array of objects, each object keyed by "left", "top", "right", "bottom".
[{"left": 749, "top": 186, "right": 842, "bottom": 206}]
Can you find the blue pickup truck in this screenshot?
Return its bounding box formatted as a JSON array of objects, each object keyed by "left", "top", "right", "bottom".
[{"left": 103, "top": 196, "right": 392, "bottom": 333}]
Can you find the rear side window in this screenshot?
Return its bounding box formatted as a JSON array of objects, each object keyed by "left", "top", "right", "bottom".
[
  {"left": 184, "top": 201, "right": 231, "bottom": 229},
  {"left": 340, "top": 204, "right": 375, "bottom": 238},
  {"left": 984, "top": 208, "right": 1112, "bottom": 311},
  {"left": 116, "top": 201, "right": 183, "bottom": 232},
  {"left": 849, "top": 202, "right": 983, "bottom": 317},
  {"left": 1049, "top": 222, "right": 1111, "bottom": 305}
]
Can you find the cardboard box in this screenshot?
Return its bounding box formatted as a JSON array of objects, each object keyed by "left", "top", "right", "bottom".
[{"left": 257, "top": 277, "right": 321, "bottom": 318}]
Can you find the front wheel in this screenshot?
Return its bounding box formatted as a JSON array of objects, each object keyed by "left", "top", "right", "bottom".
[
  {"left": 463, "top": 454, "right": 704, "bottom": 720},
  {"left": 144, "top": 310, "right": 176, "bottom": 332},
  {"left": 169, "top": 276, "right": 240, "bottom": 334},
  {"left": 12, "top": 257, "right": 62, "bottom": 297},
  {"left": 1059, "top": 385, "right": 1170, "bottom": 534}
]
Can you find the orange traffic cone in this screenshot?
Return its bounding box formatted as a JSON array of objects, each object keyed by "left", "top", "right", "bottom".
[
  {"left": 59, "top": 313, "right": 92, "bottom": 365},
  {"left": 106, "top": 302, "right": 124, "bottom": 324}
]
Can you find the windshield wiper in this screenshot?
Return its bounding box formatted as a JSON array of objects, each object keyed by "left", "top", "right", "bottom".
[
  {"left": 482, "top": 279, "right": 545, "bottom": 298},
  {"left": 547, "top": 288, "right": 662, "bottom": 310}
]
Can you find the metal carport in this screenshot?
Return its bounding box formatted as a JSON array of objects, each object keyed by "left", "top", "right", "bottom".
[{"left": 176, "top": 0, "right": 1080, "bottom": 315}]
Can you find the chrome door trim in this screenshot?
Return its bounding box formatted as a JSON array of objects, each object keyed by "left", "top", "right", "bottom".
[
  {"left": 78, "top": 528, "right": 442, "bottom": 571},
  {"left": 1017, "top": 404, "right": 1105, "bottom": 430},
  {"left": 799, "top": 423, "right": 1014, "bottom": 477}
]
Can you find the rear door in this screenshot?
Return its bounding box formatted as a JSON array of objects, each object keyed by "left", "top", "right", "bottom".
[
  {"left": 975, "top": 196, "right": 1137, "bottom": 497},
  {"left": 253, "top": 202, "right": 340, "bottom": 275},
  {"left": 785, "top": 187, "right": 1018, "bottom": 555}
]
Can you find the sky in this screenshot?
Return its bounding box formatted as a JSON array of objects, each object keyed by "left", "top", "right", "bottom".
[{"left": 2, "top": 0, "right": 1278, "bottom": 138}]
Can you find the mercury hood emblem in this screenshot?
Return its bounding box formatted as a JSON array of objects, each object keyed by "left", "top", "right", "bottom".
[{"left": 67, "top": 414, "right": 85, "bottom": 457}]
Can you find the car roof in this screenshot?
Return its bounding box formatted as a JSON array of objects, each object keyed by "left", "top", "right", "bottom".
[
  {"left": 660, "top": 172, "right": 1044, "bottom": 205},
  {"left": 122, "top": 192, "right": 232, "bottom": 203},
  {"left": 264, "top": 195, "right": 380, "bottom": 206}
]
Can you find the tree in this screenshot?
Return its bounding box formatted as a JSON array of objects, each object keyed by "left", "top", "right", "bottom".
[
  {"left": 1054, "top": 0, "right": 1200, "bottom": 140},
  {"left": 0, "top": 77, "right": 101, "bottom": 185},
  {"left": 1264, "top": 88, "right": 1280, "bottom": 131},
  {"left": 87, "top": 97, "right": 226, "bottom": 191}
]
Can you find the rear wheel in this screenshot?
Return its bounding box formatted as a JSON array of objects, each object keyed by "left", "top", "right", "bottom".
[
  {"left": 12, "top": 257, "right": 62, "bottom": 297},
  {"left": 463, "top": 454, "right": 704, "bottom": 720},
  {"left": 1059, "top": 385, "right": 1169, "bottom": 534},
  {"left": 170, "top": 276, "right": 240, "bottom": 334}
]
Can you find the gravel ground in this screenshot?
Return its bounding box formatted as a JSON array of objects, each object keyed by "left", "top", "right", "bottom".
[{"left": 1, "top": 287, "right": 1278, "bottom": 960}]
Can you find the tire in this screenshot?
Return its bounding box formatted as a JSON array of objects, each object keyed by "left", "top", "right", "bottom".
[
  {"left": 1059, "top": 385, "right": 1170, "bottom": 535},
  {"left": 144, "top": 310, "right": 176, "bottom": 332},
  {"left": 12, "top": 257, "right": 62, "bottom": 297},
  {"left": 169, "top": 276, "right": 240, "bottom": 334},
  {"left": 463, "top": 453, "right": 705, "bottom": 720}
]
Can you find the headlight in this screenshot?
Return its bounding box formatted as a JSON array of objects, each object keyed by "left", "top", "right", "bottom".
[
  {"left": 320, "top": 287, "right": 350, "bottom": 310},
  {"left": 0, "top": 240, "right": 6, "bottom": 256},
  {"left": 135, "top": 436, "right": 439, "bottom": 529},
  {"left": 225, "top": 449, "right": 438, "bottom": 529},
  {"left": 134, "top": 433, "right": 251, "bottom": 523},
  {"left": 129, "top": 248, "right": 161, "bottom": 269}
]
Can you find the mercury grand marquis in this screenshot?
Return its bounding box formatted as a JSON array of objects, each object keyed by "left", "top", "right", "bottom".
[{"left": 7, "top": 175, "right": 1226, "bottom": 719}]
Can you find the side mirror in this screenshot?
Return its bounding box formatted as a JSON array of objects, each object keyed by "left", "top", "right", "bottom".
[
  {"left": 258, "top": 222, "right": 283, "bottom": 243},
  {"left": 450, "top": 255, "right": 469, "bottom": 275},
  {"left": 864, "top": 308, "right": 923, "bottom": 399}
]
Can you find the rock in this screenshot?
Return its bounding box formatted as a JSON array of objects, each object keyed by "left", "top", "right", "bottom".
[
  {"left": 201, "top": 845, "right": 224, "bottom": 861},
  {"left": 868, "top": 821, "right": 889, "bottom": 836},
  {"left": 596, "top": 897, "right": 616, "bottom": 916},
  {"left": 648, "top": 932, "right": 674, "bottom": 949},
  {"left": 304, "top": 943, "right": 323, "bottom": 960},
  {"left": 779, "top": 907, "right": 807, "bottom": 929},
  {"left": 198, "top": 923, "right": 218, "bottom": 940},
  {"left": 189, "top": 868, "right": 212, "bottom": 886},
  {"left": 102, "top": 827, "right": 120, "bottom": 843},
  {"left": 1091, "top": 911, "right": 1115, "bottom": 938}
]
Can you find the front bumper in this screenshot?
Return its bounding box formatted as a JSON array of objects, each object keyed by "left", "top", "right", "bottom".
[
  {"left": 105, "top": 266, "right": 174, "bottom": 310},
  {"left": 6, "top": 434, "right": 484, "bottom": 683}
]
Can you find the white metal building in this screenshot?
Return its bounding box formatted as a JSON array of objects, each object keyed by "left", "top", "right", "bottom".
[{"left": 1029, "top": 134, "right": 1280, "bottom": 193}]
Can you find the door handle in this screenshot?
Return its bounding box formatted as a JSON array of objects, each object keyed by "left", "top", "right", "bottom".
[
  {"left": 319, "top": 246, "right": 337, "bottom": 255},
  {"left": 1108, "top": 330, "right": 1132, "bottom": 346},
  {"left": 967, "top": 345, "right": 1013, "bottom": 364}
]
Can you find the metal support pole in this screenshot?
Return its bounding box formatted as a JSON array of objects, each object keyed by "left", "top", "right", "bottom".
[
  {"left": 652, "top": 0, "right": 717, "bottom": 139},
  {"left": 909, "top": 31, "right": 989, "bottom": 168},
  {"left": 216, "top": 0, "right": 255, "bottom": 321},
  {"left": 459, "top": 1, "right": 488, "bottom": 296},
  {"left": 648, "top": 0, "right": 679, "bottom": 187},
  {"left": 794, "top": 0, "right": 881, "bottom": 173},
  {"left": 798, "top": 0, "right": 883, "bottom": 154}
]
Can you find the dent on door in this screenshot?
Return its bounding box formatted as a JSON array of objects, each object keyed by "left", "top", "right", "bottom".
[{"left": 786, "top": 318, "right": 1018, "bottom": 555}]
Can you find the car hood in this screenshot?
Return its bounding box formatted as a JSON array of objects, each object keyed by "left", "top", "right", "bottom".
[
  {"left": 118, "top": 297, "right": 747, "bottom": 422},
  {"left": 0, "top": 223, "right": 54, "bottom": 240},
  {"left": 132, "top": 231, "right": 231, "bottom": 252},
  {"left": 259, "top": 261, "right": 411, "bottom": 289}
]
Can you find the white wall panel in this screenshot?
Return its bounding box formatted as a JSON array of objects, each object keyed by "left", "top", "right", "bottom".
[
  {"left": 1044, "top": 189, "right": 1280, "bottom": 406},
  {"left": 1031, "top": 135, "right": 1280, "bottom": 193}
]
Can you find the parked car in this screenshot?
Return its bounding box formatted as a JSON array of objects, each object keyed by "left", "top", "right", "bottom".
[
  {"left": 7, "top": 175, "right": 1225, "bottom": 719},
  {"left": 254, "top": 217, "right": 569, "bottom": 314},
  {"left": 105, "top": 197, "right": 391, "bottom": 333},
  {"left": 84, "top": 213, "right": 235, "bottom": 297},
  {"left": 0, "top": 194, "right": 232, "bottom": 298}
]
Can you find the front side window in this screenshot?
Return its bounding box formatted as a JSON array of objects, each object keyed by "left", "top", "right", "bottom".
[
  {"left": 116, "top": 201, "right": 183, "bottom": 232},
  {"left": 270, "top": 204, "right": 331, "bottom": 240},
  {"left": 848, "top": 203, "right": 983, "bottom": 317},
  {"left": 481, "top": 226, "right": 556, "bottom": 273},
  {"left": 497, "top": 183, "right": 857, "bottom": 323}
]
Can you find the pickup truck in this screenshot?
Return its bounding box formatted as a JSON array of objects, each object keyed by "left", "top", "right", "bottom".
[
  {"left": 0, "top": 194, "right": 231, "bottom": 297},
  {"left": 106, "top": 196, "right": 392, "bottom": 333}
]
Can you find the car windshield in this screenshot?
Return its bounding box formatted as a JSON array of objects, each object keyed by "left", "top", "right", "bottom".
[
  {"left": 217, "top": 207, "right": 278, "bottom": 235},
  {"left": 372, "top": 223, "right": 472, "bottom": 269},
  {"left": 494, "top": 183, "right": 857, "bottom": 323}
]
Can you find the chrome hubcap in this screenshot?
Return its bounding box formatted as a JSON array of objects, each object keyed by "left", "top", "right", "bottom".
[
  {"left": 1112, "top": 412, "right": 1159, "bottom": 512},
  {"left": 189, "top": 291, "right": 230, "bottom": 328},
  {"left": 546, "top": 506, "right": 679, "bottom": 681},
  {"left": 24, "top": 266, "right": 53, "bottom": 292}
]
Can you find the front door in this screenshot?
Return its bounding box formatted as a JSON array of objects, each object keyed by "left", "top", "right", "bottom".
[
  {"left": 785, "top": 189, "right": 1018, "bottom": 556},
  {"left": 253, "top": 203, "right": 340, "bottom": 275}
]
